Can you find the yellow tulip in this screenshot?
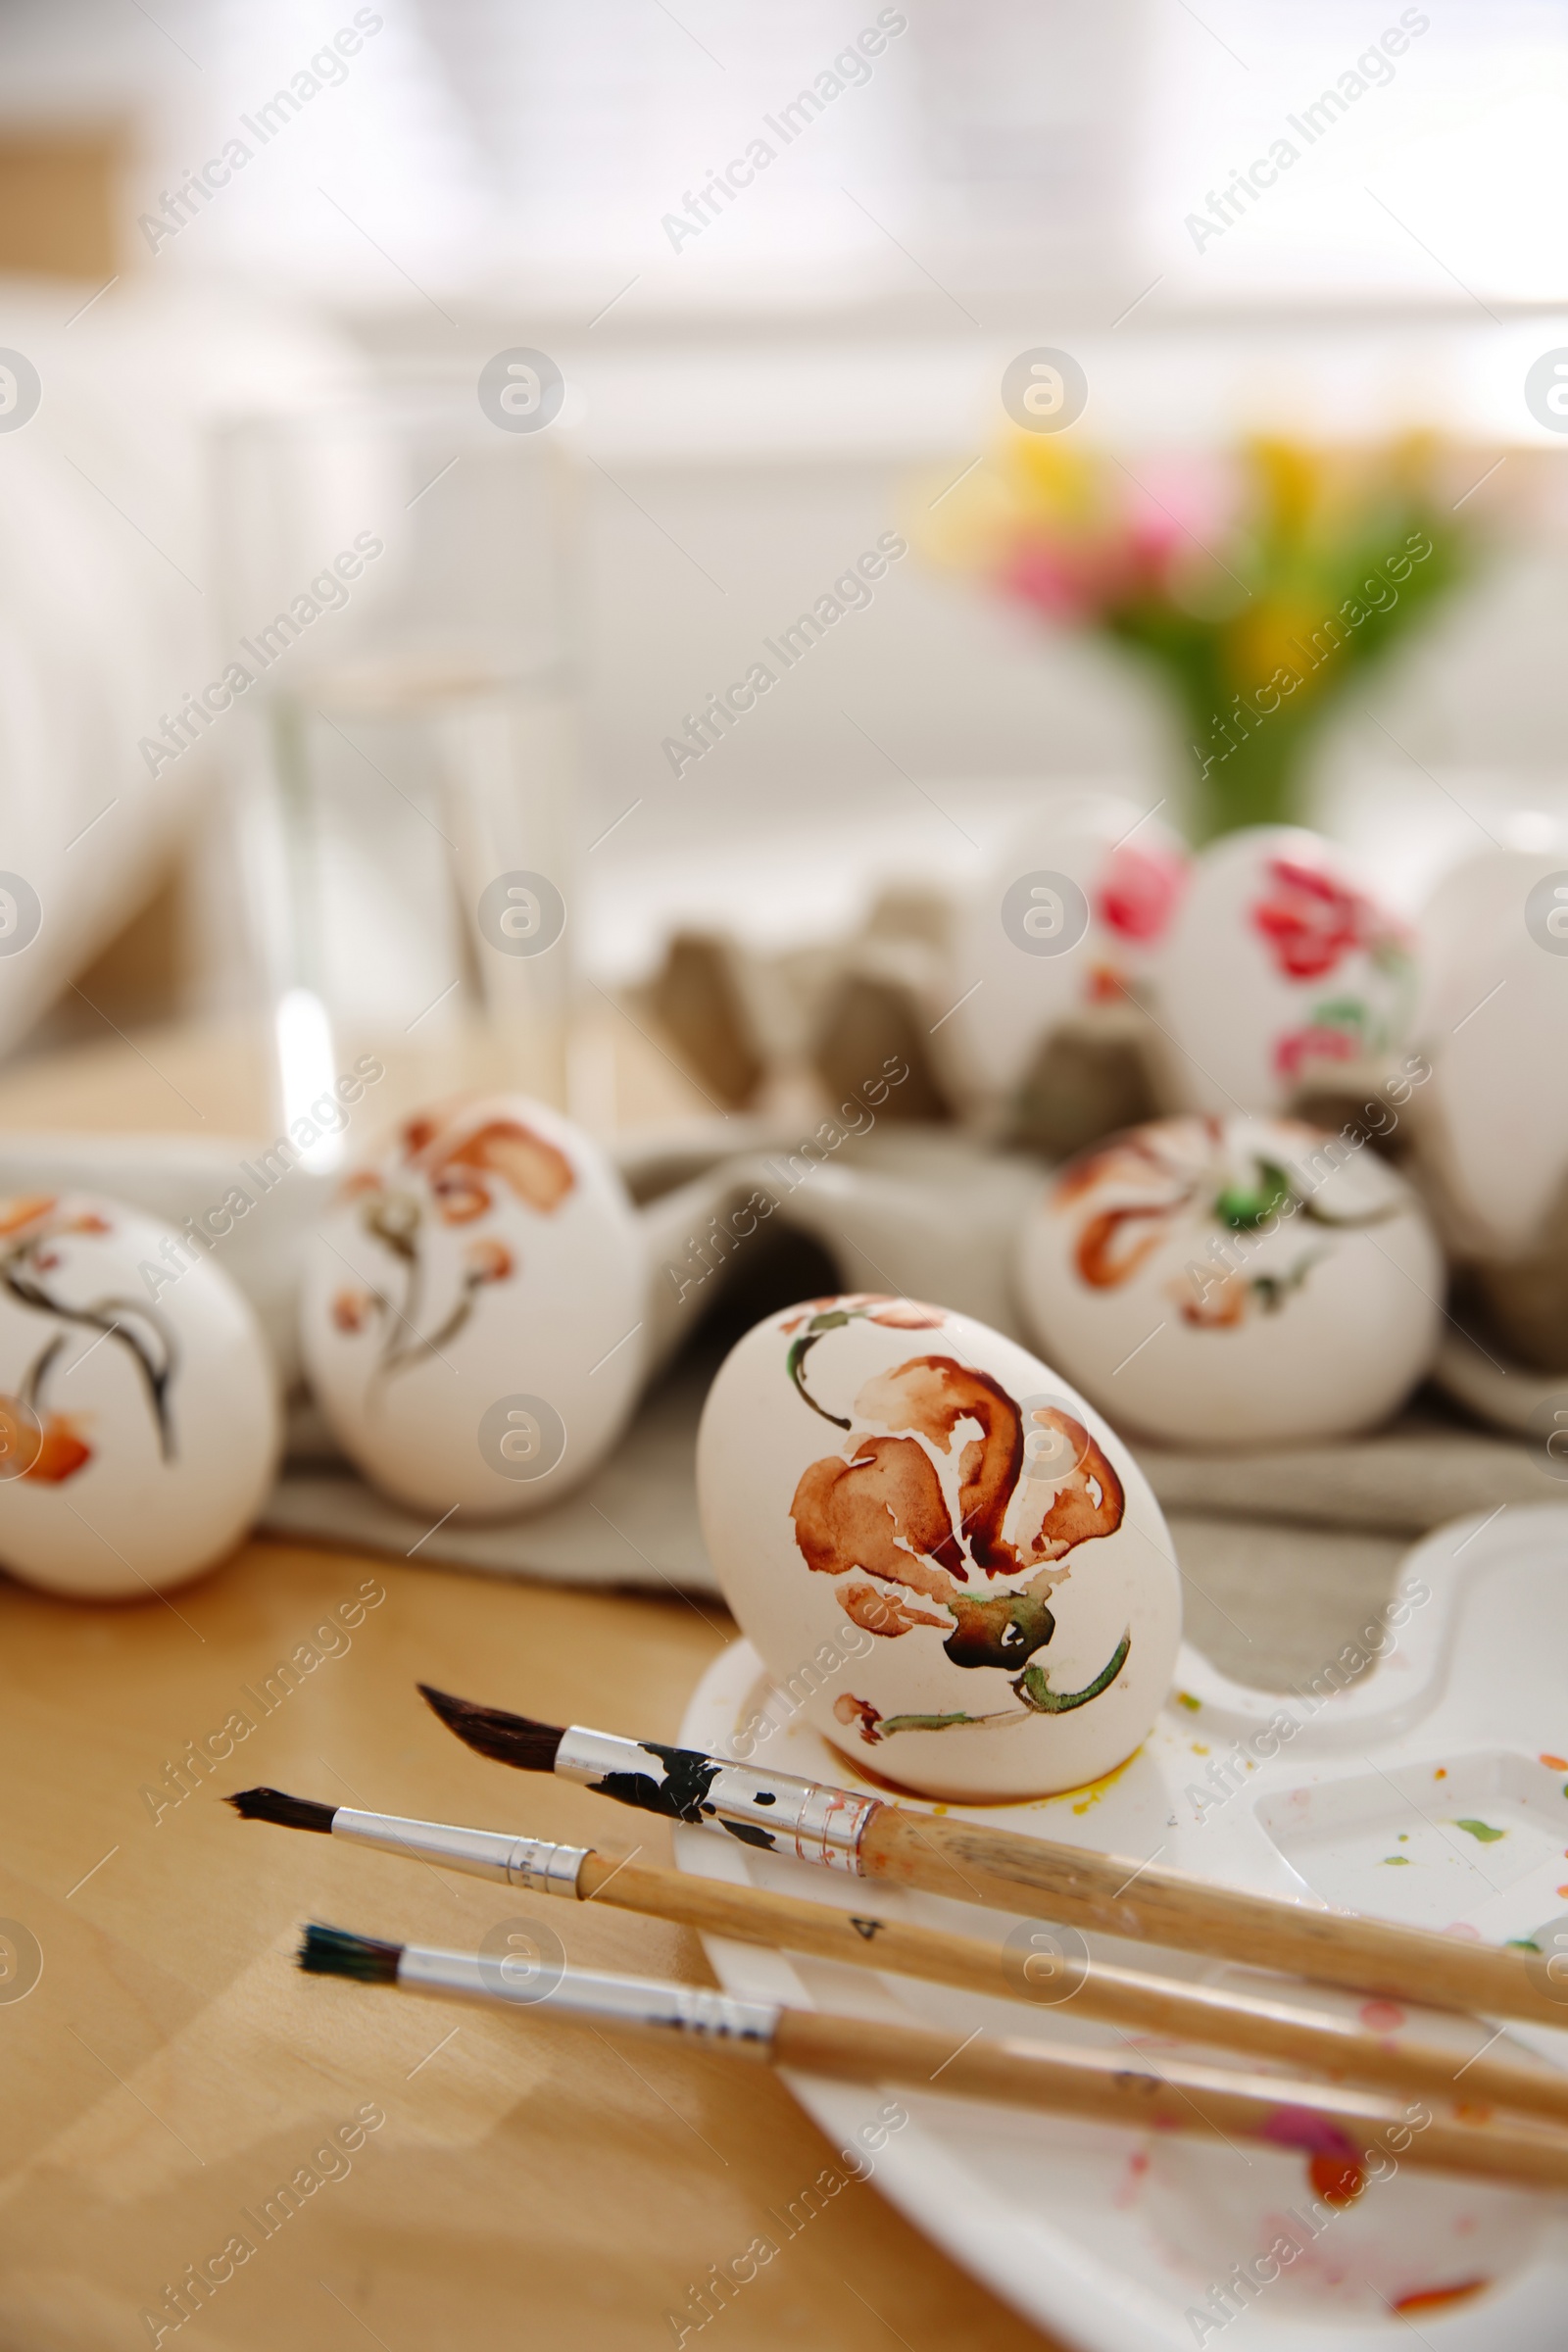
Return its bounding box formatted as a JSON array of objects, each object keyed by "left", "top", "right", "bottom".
[{"left": 1247, "top": 438, "right": 1328, "bottom": 542}]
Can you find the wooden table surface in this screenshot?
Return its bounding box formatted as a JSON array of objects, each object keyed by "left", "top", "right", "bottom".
[{"left": 0, "top": 1535, "right": 1057, "bottom": 2352}]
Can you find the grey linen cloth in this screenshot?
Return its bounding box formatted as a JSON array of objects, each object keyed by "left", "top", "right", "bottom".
[{"left": 261, "top": 1397, "right": 1543, "bottom": 1692}]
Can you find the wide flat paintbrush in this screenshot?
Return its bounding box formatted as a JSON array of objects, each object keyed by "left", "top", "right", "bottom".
[
  {"left": 229, "top": 1784, "right": 1568, "bottom": 2126},
  {"left": 296, "top": 1922, "right": 1568, "bottom": 2192},
  {"left": 416, "top": 1684, "right": 1568, "bottom": 2034}
]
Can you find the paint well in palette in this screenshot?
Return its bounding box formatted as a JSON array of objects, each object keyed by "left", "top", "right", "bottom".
[{"left": 1256, "top": 1752, "right": 1568, "bottom": 1931}]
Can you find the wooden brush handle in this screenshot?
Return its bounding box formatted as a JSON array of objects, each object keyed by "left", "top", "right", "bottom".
[
  {"left": 575, "top": 1853, "right": 1568, "bottom": 2127},
  {"left": 771, "top": 2010, "right": 1568, "bottom": 2191},
  {"left": 859, "top": 1808, "right": 1567, "bottom": 2030}
]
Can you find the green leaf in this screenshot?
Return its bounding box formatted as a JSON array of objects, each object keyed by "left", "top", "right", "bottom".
[{"left": 1216, "top": 1160, "right": 1295, "bottom": 1232}]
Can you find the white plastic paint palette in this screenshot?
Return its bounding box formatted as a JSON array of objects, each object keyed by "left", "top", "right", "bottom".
[{"left": 677, "top": 1504, "right": 1568, "bottom": 2351}]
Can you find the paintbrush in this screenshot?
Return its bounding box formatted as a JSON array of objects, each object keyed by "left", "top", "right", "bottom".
[
  {"left": 296, "top": 1921, "right": 1568, "bottom": 2192},
  {"left": 416, "top": 1685, "right": 1568, "bottom": 2034},
  {"left": 230, "top": 1785, "right": 1568, "bottom": 2126}
]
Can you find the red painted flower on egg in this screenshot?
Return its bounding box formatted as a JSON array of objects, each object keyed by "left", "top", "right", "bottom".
[
  {"left": 1250, "top": 858, "right": 1371, "bottom": 981},
  {"left": 1274, "top": 1021, "right": 1360, "bottom": 1080},
  {"left": 1098, "top": 841, "right": 1185, "bottom": 946}
]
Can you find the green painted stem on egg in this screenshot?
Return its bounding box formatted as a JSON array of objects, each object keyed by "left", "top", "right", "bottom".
[
  {"left": 786, "top": 1317, "right": 853, "bottom": 1428},
  {"left": 1012, "top": 1631, "right": 1132, "bottom": 1714},
  {"left": 875, "top": 1709, "right": 987, "bottom": 1738},
  {"left": 872, "top": 1632, "right": 1135, "bottom": 1739}
]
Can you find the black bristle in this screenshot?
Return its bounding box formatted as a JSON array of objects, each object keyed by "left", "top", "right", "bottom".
[
  {"left": 297, "top": 1923, "right": 403, "bottom": 1984},
  {"left": 417, "top": 1683, "right": 565, "bottom": 1774},
  {"left": 226, "top": 1787, "right": 338, "bottom": 1835}
]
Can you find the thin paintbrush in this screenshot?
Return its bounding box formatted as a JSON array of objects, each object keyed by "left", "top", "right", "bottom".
[
  {"left": 296, "top": 1922, "right": 1568, "bottom": 2193},
  {"left": 229, "top": 1784, "right": 1568, "bottom": 2126},
  {"left": 416, "top": 1684, "right": 1568, "bottom": 2034}
]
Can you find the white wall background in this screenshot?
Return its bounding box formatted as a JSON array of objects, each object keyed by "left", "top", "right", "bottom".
[{"left": 3, "top": 0, "right": 1568, "bottom": 1014}]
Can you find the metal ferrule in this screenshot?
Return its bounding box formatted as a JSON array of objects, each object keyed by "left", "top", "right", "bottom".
[
  {"left": 554, "top": 1727, "right": 880, "bottom": 1875},
  {"left": 397, "top": 1946, "right": 779, "bottom": 2053},
  {"left": 332, "top": 1808, "right": 587, "bottom": 1896}
]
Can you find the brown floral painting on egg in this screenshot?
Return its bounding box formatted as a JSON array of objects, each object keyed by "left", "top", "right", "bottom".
[
  {"left": 409, "top": 1113, "right": 575, "bottom": 1224},
  {"left": 1049, "top": 1116, "right": 1400, "bottom": 1332},
  {"left": 784, "top": 1302, "right": 1131, "bottom": 1741},
  {"left": 333, "top": 1102, "right": 572, "bottom": 1395},
  {"left": 0, "top": 1197, "right": 179, "bottom": 1477},
  {"left": 0, "top": 1401, "right": 92, "bottom": 1482}
]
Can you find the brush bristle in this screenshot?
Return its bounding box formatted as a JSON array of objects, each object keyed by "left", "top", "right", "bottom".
[
  {"left": 226, "top": 1787, "right": 338, "bottom": 1835},
  {"left": 297, "top": 1923, "right": 403, "bottom": 1984},
  {"left": 417, "top": 1683, "right": 564, "bottom": 1774}
]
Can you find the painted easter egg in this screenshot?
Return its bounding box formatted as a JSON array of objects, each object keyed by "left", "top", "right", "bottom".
[
  {"left": 299, "top": 1094, "right": 644, "bottom": 1520},
  {"left": 943, "top": 792, "right": 1188, "bottom": 1108},
  {"left": 1155, "top": 827, "right": 1417, "bottom": 1113},
  {"left": 0, "top": 1192, "right": 279, "bottom": 1597},
  {"left": 696, "top": 1293, "right": 1180, "bottom": 1801},
  {"left": 1415, "top": 839, "right": 1568, "bottom": 1260},
  {"left": 1016, "top": 1115, "right": 1442, "bottom": 1447}
]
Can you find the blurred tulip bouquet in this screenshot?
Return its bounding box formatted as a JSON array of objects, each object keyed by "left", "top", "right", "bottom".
[{"left": 924, "top": 435, "right": 1475, "bottom": 841}]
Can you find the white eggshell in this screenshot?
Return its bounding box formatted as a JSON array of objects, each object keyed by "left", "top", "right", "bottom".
[
  {"left": 299, "top": 1095, "right": 644, "bottom": 1520},
  {"left": 696, "top": 1294, "right": 1180, "bottom": 1801},
  {"left": 1415, "top": 840, "right": 1568, "bottom": 1257},
  {"left": 1017, "top": 1115, "right": 1442, "bottom": 1448},
  {"left": 0, "top": 1193, "right": 279, "bottom": 1597},
  {"left": 946, "top": 792, "right": 1188, "bottom": 1101},
  {"left": 1156, "top": 827, "right": 1417, "bottom": 1113}
]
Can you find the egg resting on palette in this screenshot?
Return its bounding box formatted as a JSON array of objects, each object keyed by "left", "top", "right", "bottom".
[
  {"left": 299, "top": 1095, "right": 644, "bottom": 1520},
  {"left": 1017, "top": 1114, "right": 1442, "bottom": 1449},
  {"left": 0, "top": 1191, "right": 279, "bottom": 1595},
  {"left": 696, "top": 1295, "right": 1180, "bottom": 1801}
]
